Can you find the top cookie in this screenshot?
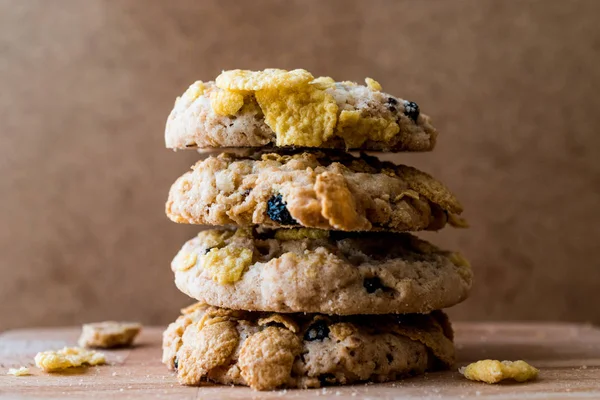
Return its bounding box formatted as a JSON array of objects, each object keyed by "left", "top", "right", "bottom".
[{"left": 165, "top": 69, "right": 437, "bottom": 152}]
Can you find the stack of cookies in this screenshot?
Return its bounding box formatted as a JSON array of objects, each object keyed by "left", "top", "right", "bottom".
[{"left": 161, "top": 69, "right": 472, "bottom": 391}]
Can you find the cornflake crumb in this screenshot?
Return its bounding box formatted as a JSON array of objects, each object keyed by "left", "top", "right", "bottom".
[
  {"left": 78, "top": 321, "right": 142, "bottom": 349},
  {"left": 365, "top": 77, "right": 382, "bottom": 91},
  {"left": 7, "top": 367, "right": 30, "bottom": 376},
  {"left": 459, "top": 359, "right": 538, "bottom": 384},
  {"left": 34, "top": 347, "right": 106, "bottom": 372}
]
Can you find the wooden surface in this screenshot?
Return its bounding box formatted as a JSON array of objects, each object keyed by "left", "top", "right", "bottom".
[
  {"left": 3, "top": 1, "right": 600, "bottom": 330},
  {"left": 0, "top": 323, "right": 599, "bottom": 399}
]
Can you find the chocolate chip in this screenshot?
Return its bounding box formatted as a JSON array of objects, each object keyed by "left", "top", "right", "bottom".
[
  {"left": 363, "top": 277, "right": 385, "bottom": 293},
  {"left": 403, "top": 100, "right": 420, "bottom": 122},
  {"left": 173, "top": 357, "right": 178, "bottom": 371},
  {"left": 387, "top": 97, "right": 398, "bottom": 105},
  {"left": 304, "top": 320, "right": 330, "bottom": 341},
  {"left": 388, "top": 106, "right": 397, "bottom": 113},
  {"left": 267, "top": 194, "right": 297, "bottom": 225}
]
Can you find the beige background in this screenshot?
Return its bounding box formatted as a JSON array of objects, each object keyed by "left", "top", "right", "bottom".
[{"left": 1, "top": 0, "right": 599, "bottom": 331}]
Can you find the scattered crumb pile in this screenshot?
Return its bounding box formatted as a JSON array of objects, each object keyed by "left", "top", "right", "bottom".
[
  {"left": 34, "top": 347, "right": 106, "bottom": 372},
  {"left": 459, "top": 359, "right": 539, "bottom": 384},
  {"left": 7, "top": 367, "right": 30, "bottom": 376},
  {"left": 78, "top": 321, "right": 142, "bottom": 349}
]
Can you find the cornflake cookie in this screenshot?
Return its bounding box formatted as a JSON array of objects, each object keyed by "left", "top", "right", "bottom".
[
  {"left": 172, "top": 228, "right": 472, "bottom": 315},
  {"left": 165, "top": 69, "right": 437, "bottom": 152},
  {"left": 34, "top": 347, "right": 106, "bottom": 372},
  {"left": 166, "top": 151, "right": 465, "bottom": 232},
  {"left": 78, "top": 321, "right": 142, "bottom": 348},
  {"left": 162, "top": 303, "right": 455, "bottom": 390},
  {"left": 459, "top": 360, "right": 539, "bottom": 384}
]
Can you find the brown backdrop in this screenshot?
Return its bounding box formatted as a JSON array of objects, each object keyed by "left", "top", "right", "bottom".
[{"left": 1, "top": 0, "right": 599, "bottom": 330}]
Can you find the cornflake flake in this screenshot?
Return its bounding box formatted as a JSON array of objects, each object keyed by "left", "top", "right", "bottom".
[
  {"left": 336, "top": 110, "right": 399, "bottom": 148},
  {"left": 34, "top": 347, "right": 106, "bottom": 372},
  {"left": 210, "top": 90, "right": 245, "bottom": 116},
  {"left": 459, "top": 360, "right": 539, "bottom": 384},
  {"left": 310, "top": 76, "right": 336, "bottom": 90},
  {"left": 215, "top": 69, "right": 314, "bottom": 91},
  {"left": 7, "top": 367, "right": 30, "bottom": 376},
  {"left": 256, "top": 85, "right": 338, "bottom": 147},
  {"left": 202, "top": 247, "right": 253, "bottom": 284},
  {"left": 365, "top": 77, "right": 382, "bottom": 91},
  {"left": 178, "top": 81, "right": 205, "bottom": 107}
]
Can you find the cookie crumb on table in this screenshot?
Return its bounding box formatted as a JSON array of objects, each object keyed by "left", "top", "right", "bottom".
[
  {"left": 34, "top": 347, "right": 106, "bottom": 372},
  {"left": 78, "top": 321, "right": 142, "bottom": 348},
  {"left": 459, "top": 359, "right": 539, "bottom": 383},
  {"left": 7, "top": 367, "right": 30, "bottom": 376}
]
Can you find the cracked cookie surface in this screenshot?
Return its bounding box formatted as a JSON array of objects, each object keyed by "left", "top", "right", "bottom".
[
  {"left": 166, "top": 151, "right": 464, "bottom": 232},
  {"left": 172, "top": 228, "right": 472, "bottom": 315},
  {"left": 165, "top": 69, "right": 437, "bottom": 152},
  {"left": 162, "top": 303, "right": 454, "bottom": 390}
]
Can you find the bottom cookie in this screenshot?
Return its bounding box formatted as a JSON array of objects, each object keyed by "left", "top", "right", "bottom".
[{"left": 162, "top": 303, "right": 455, "bottom": 390}]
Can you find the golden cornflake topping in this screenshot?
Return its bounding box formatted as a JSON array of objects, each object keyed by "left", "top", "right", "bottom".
[
  {"left": 34, "top": 347, "right": 106, "bottom": 372},
  {"left": 174, "top": 252, "right": 198, "bottom": 272},
  {"left": 215, "top": 69, "right": 314, "bottom": 91},
  {"left": 365, "top": 77, "right": 382, "bottom": 91},
  {"left": 274, "top": 228, "right": 329, "bottom": 241},
  {"left": 310, "top": 76, "right": 336, "bottom": 90},
  {"left": 202, "top": 247, "right": 253, "bottom": 284},
  {"left": 336, "top": 109, "right": 400, "bottom": 148},
  {"left": 197, "top": 230, "right": 234, "bottom": 250},
  {"left": 256, "top": 85, "right": 338, "bottom": 147},
  {"left": 460, "top": 360, "right": 539, "bottom": 384},
  {"left": 210, "top": 90, "right": 245, "bottom": 116},
  {"left": 178, "top": 81, "right": 205, "bottom": 106}
]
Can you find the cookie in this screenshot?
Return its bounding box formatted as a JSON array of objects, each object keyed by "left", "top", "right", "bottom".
[
  {"left": 165, "top": 69, "right": 437, "bottom": 152},
  {"left": 166, "top": 151, "right": 465, "bottom": 232},
  {"left": 172, "top": 228, "right": 472, "bottom": 315},
  {"left": 162, "top": 303, "right": 454, "bottom": 390},
  {"left": 78, "top": 321, "right": 142, "bottom": 348}
]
